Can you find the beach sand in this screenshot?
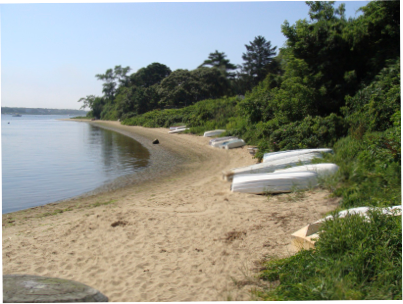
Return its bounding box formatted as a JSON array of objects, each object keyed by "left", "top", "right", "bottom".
[{"left": 2, "top": 121, "right": 340, "bottom": 301}]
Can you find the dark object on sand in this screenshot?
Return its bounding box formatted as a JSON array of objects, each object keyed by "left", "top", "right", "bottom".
[
  {"left": 3, "top": 274, "right": 108, "bottom": 302},
  {"left": 152, "top": 139, "right": 159, "bottom": 144}
]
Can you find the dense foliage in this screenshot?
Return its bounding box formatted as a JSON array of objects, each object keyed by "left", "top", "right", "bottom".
[{"left": 79, "top": 1, "right": 400, "bottom": 300}]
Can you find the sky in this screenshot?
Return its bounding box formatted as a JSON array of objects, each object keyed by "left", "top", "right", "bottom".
[{"left": 1, "top": 1, "right": 369, "bottom": 110}]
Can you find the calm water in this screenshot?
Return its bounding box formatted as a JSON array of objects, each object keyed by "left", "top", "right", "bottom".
[{"left": 2, "top": 115, "right": 150, "bottom": 214}]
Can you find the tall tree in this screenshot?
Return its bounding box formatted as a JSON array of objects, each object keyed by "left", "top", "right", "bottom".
[
  {"left": 130, "top": 62, "right": 171, "bottom": 88},
  {"left": 198, "top": 50, "right": 237, "bottom": 78},
  {"left": 95, "top": 65, "right": 131, "bottom": 99},
  {"left": 241, "top": 36, "right": 277, "bottom": 85}
]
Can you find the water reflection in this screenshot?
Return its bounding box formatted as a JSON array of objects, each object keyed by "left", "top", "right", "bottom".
[
  {"left": 89, "top": 125, "right": 149, "bottom": 175},
  {"left": 2, "top": 116, "right": 150, "bottom": 213}
]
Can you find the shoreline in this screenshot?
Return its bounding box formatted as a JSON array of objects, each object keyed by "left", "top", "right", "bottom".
[{"left": 3, "top": 121, "right": 340, "bottom": 301}]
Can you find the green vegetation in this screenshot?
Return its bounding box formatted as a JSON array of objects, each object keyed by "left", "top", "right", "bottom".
[
  {"left": 78, "top": 1, "right": 400, "bottom": 299},
  {"left": 257, "top": 210, "right": 401, "bottom": 300}
]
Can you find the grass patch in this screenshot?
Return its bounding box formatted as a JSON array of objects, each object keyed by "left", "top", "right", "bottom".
[
  {"left": 89, "top": 199, "right": 117, "bottom": 208},
  {"left": 255, "top": 210, "right": 402, "bottom": 300}
]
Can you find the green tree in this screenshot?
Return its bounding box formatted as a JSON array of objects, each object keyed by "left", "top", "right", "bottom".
[
  {"left": 130, "top": 62, "right": 171, "bottom": 88},
  {"left": 96, "top": 65, "right": 131, "bottom": 99},
  {"left": 198, "top": 50, "right": 237, "bottom": 78},
  {"left": 241, "top": 36, "right": 277, "bottom": 86}
]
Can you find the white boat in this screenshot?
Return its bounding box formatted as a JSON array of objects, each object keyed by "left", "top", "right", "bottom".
[
  {"left": 209, "top": 136, "right": 237, "bottom": 146},
  {"left": 223, "top": 139, "right": 245, "bottom": 149},
  {"left": 223, "top": 152, "right": 325, "bottom": 181},
  {"left": 169, "top": 125, "right": 186, "bottom": 130},
  {"left": 231, "top": 163, "right": 339, "bottom": 194},
  {"left": 203, "top": 129, "right": 226, "bottom": 137},
  {"left": 211, "top": 138, "right": 240, "bottom": 148},
  {"left": 168, "top": 127, "right": 189, "bottom": 134},
  {"left": 273, "top": 163, "right": 339, "bottom": 177},
  {"left": 263, "top": 148, "right": 333, "bottom": 163},
  {"left": 231, "top": 171, "right": 319, "bottom": 194}
]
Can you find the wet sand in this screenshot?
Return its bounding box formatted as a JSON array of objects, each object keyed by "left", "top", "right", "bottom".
[{"left": 2, "top": 120, "right": 340, "bottom": 301}]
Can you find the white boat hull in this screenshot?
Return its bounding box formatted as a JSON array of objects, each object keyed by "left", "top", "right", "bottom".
[
  {"left": 223, "top": 152, "right": 324, "bottom": 181},
  {"left": 168, "top": 128, "right": 189, "bottom": 134},
  {"left": 203, "top": 129, "right": 226, "bottom": 137},
  {"left": 231, "top": 171, "right": 319, "bottom": 194},
  {"left": 209, "top": 136, "right": 237, "bottom": 146},
  {"left": 223, "top": 139, "right": 245, "bottom": 149},
  {"left": 263, "top": 148, "right": 333, "bottom": 163}
]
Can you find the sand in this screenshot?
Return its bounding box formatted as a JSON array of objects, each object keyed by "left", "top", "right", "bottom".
[{"left": 2, "top": 121, "right": 340, "bottom": 301}]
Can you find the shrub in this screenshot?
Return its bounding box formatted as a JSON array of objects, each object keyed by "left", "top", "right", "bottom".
[{"left": 257, "top": 210, "right": 402, "bottom": 300}]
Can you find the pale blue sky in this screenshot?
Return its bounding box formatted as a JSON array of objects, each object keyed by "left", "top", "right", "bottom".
[{"left": 1, "top": 1, "right": 368, "bottom": 110}]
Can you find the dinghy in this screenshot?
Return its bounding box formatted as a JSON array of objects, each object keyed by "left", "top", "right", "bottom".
[
  {"left": 203, "top": 129, "right": 226, "bottom": 137},
  {"left": 211, "top": 138, "right": 240, "bottom": 148},
  {"left": 223, "top": 139, "right": 245, "bottom": 149},
  {"left": 231, "top": 163, "right": 339, "bottom": 194},
  {"left": 231, "top": 171, "right": 319, "bottom": 194},
  {"left": 223, "top": 152, "right": 325, "bottom": 181},
  {"left": 209, "top": 136, "right": 237, "bottom": 146},
  {"left": 168, "top": 127, "right": 189, "bottom": 134},
  {"left": 169, "top": 125, "right": 186, "bottom": 130},
  {"left": 273, "top": 163, "right": 339, "bottom": 177},
  {"left": 263, "top": 148, "right": 333, "bottom": 163}
]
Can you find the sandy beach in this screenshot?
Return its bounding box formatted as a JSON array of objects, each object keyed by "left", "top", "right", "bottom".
[{"left": 2, "top": 121, "right": 340, "bottom": 301}]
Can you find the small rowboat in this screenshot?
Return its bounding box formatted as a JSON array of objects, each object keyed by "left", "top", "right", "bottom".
[
  {"left": 230, "top": 163, "right": 339, "bottom": 194},
  {"left": 169, "top": 125, "right": 186, "bottom": 130},
  {"left": 231, "top": 171, "right": 318, "bottom": 194},
  {"left": 203, "top": 129, "right": 226, "bottom": 137},
  {"left": 263, "top": 148, "right": 333, "bottom": 163},
  {"left": 222, "top": 139, "right": 245, "bottom": 149},
  {"left": 209, "top": 136, "right": 237, "bottom": 146},
  {"left": 211, "top": 138, "right": 240, "bottom": 148},
  {"left": 223, "top": 152, "right": 325, "bottom": 181},
  {"left": 168, "top": 127, "right": 189, "bottom": 134}
]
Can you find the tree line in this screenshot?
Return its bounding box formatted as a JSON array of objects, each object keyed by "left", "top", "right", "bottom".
[{"left": 78, "top": 36, "right": 279, "bottom": 119}]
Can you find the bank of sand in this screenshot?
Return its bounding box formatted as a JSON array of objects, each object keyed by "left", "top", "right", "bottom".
[{"left": 2, "top": 121, "right": 340, "bottom": 301}]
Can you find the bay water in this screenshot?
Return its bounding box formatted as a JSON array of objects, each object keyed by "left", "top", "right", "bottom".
[{"left": 2, "top": 115, "right": 150, "bottom": 214}]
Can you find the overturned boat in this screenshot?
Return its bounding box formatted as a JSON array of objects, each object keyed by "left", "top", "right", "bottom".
[
  {"left": 230, "top": 163, "right": 339, "bottom": 194},
  {"left": 168, "top": 127, "right": 189, "bottom": 134},
  {"left": 263, "top": 148, "right": 333, "bottom": 163},
  {"left": 203, "top": 129, "right": 226, "bottom": 137},
  {"left": 223, "top": 152, "right": 327, "bottom": 181},
  {"left": 209, "top": 136, "right": 237, "bottom": 146}
]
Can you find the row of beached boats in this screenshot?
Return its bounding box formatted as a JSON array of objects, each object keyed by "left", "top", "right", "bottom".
[
  {"left": 166, "top": 125, "right": 401, "bottom": 251},
  {"left": 226, "top": 149, "right": 338, "bottom": 194},
  {"left": 168, "top": 127, "right": 247, "bottom": 150}
]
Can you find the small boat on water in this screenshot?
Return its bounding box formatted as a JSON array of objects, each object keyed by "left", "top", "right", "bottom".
[
  {"left": 203, "top": 129, "right": 226, "bottom": 137},
  {"left": 168, "top": 127, "right": 189, "bottom": 134},
  {"left": 263, "top": 148, "right": 333, "bottom": 163},
  {"left": 230, "top": 163, "right": 339, "bottom": 194},
  {"left": 12, "top": 114, "right": 22, "bottom": 117}
]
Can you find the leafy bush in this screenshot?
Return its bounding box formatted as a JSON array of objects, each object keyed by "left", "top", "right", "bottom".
[
  {"left": 254, "top": 114, "right": 347, "bottom": 160},
  {"left": 257, "top": 210, "right": 402, "bottom": 300}
]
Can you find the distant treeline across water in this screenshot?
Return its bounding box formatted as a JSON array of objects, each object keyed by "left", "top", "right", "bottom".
[{"left": 2, "top": 107, "right": 88, "bottom": 116}]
